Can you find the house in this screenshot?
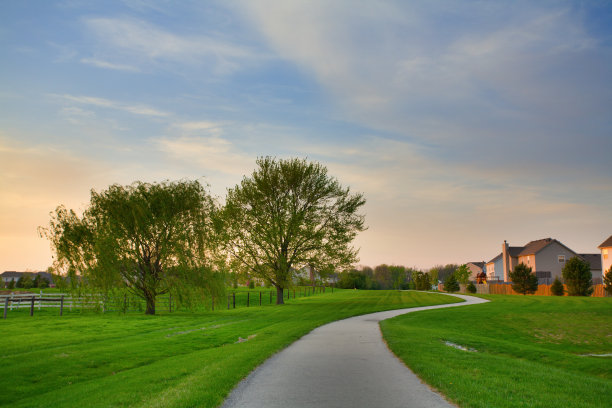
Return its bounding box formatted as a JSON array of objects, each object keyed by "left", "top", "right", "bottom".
[
  {"left": 599, "top": 235, "right": 612, "bottom": 276},
  {"left": 486, "top": 253, "right": 503, "bottom": 281},
  {"left": 1, "top": 271, "right": 54, "bottom": 288},
  {"left": 579, "top": 253, "right": 603, "bottom": 283},
  {"left": 466, "top": 262, "right": 486, "bottom": 282}
]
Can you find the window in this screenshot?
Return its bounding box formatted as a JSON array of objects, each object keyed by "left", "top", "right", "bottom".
[{"left": 558, "top": 255, "right": 565, "bottom": 263}]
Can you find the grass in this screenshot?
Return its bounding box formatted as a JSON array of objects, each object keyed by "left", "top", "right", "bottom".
[
  {"left": 0, "top": 289, "right": 459, "bottom": 407},
  {"left": 380, "top": 294, "right": 612, "bottom": 408}
]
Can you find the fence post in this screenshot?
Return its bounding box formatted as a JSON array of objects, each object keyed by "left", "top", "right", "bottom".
[
  {"left": 247, "top": 292, "right": 250, "bottom": 307},
  {"left": 233, "top": 292, "right": 236, "bottom": 309},
  {"left": 39, "top": 290, "right": 42, "bottom": 310},
  {"left": 212, "top": 295, "right": 215, "bottom": 311},
  {"left": 30, "top": 296, "right": 35, "bottom": 316},
  {"left": 124, "top": 294, "right": 127, "bottom": 313},
  {"left": 3, "top": 297, "right": 8, "bottom": 319},
  {"left": 10, "top": 292, "right": 14, "bottom": 311},
  {"left": 270, "top": 291, "right": 272, "bottom": 304},
  {"left": 227, "top": 295, "right": 230, "bottom": 310},
  {"left": 259, "top": 291, "right": 262, "bottom": 306},
  {"left": 169, "top": 294, "right": 172, "bottom": 313},
  {"left": 60, "top": 295, "right": 64, "bottom": 316}
]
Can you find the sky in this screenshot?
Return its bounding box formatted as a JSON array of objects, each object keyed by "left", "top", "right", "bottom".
[{"left": 1, "top": 0, "right": 611, "bottom": 273}]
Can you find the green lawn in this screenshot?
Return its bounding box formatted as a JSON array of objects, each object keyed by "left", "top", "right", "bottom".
[
  {"left": 0, "top": 289, "right": 459, "bottom": 408},
  {"left": 381, "top": 294, "right": 612, "bottom": 408}
]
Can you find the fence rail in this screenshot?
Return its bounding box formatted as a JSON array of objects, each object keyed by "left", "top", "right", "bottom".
[{"left": 1, "top": 285, "right": 332, "bottom": 318}]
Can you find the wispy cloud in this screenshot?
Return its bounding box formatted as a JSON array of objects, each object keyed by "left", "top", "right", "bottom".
[
  {"left": 52, "top": 94, "right": 170, "bottom": 118},
  {"left": 80, "top": 57, "right": 140, "bottom": 72}
]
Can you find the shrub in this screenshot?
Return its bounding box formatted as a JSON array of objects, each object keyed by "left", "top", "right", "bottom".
[
  {"left": 466, "top": 282, "right": 476, "bottom": 293},
  {"left": 603, "top": 267, "right": 612, "bottom": 296},
  {"left": 562, "top": 256, "right": 593, "bottom": 296},
  {"left": 443, "top": 273, "right": 459, "bottom": 293},
  {"left": 510, "top": 263, "right": 538, "bottom": 295},
  {"left": 550, "top": 277, "right": 564, "bottom": 296}
]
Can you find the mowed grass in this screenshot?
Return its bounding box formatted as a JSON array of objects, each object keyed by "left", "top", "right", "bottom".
[
  {"left": 0, "top": 289, "right": 459, "bottom": 408},
  {"left": 381, "top": 294, "right": 612, "bottom": 408}
]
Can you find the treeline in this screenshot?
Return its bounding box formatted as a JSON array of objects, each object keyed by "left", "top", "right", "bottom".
[{"left": 336, "top": 264, "right": 460, "bottom": 290}]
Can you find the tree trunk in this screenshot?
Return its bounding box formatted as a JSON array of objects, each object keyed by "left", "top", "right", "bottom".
[
  {"left": 145, "top": 292, "right": 156, "bottom": 315},
  {"left": 276, "top": 285, "right": 284, "bottom": 305}
]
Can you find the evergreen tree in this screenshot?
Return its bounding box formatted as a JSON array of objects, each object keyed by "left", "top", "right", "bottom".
[
  {"left": 604, "top": 267, "right": 612, "bottom": 296},
  {"left": 444, "top": 273, "right": 460, "bottom": 293},
  {"left": 550, "top": 277, "right": 564, "bottom": 296},
  {"left": 510, "top": 263, "right": 538, "bottom": 295},
  {"left": 562, "top": 257, "right": 593, "bottom": 296}
]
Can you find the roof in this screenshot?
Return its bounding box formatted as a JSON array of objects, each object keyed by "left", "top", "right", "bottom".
[
  {"left": 487, "top": 253, "right": 502, "bottom": 264},
  {"left": 508, "top": 246, "right": 523, "bottom": 257},
  {"left": 1, "top": 271, "right": 22, "bottom": 278},
  {"left": 579, "top": 254, "right": 602, "bottom": 271},
  {"left": 598, "top": 235, "right": 612, "bottom": 249},
  {"left": 518, "top": 238, "right": 576, "bottom": 257},
  {"left": 1, "top": 271, "right": 52, "bottom": 281},
  {"left": 467, "top": 262, "right": 485, "bottom": 268}
]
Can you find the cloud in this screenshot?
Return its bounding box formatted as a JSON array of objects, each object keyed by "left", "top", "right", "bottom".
[
  {"left": 53, "top": 94, "right": 170, "bottom": 118},
  {"left": 80, "top": 57, "right": 140, "bottom": 72},
  {"left": 83, "top": 17, "right": 266, "bottom": 74}
]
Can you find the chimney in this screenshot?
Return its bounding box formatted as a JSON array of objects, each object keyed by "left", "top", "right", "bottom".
[{"left": 502, "top": 240, "right": 509, "bottom": 282}]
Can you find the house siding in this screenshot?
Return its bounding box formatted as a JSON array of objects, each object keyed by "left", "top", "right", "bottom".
[
  {"left": 533, "top": 242, "right": 577, "bottom": 282},
  {"left": 601, "top": 246, "right": 612, "bottom": 276}
]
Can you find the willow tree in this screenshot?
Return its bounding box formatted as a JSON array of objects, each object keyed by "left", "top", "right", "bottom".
[
  {"left": 221, "top": 157, "right": 366, "bottom": 304},
  {"left": 41, "top": 180, "right": 222, "bottom": 314}
]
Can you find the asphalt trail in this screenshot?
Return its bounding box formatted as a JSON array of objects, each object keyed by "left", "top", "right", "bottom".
[{"left": 221, "top": 293, "right": 488, "bottom": 408}]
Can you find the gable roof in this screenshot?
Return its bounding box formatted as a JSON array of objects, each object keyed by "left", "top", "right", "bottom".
[
  {"left": 487, "top": 253, "right": 502, "bottom": 264},
  {"left": 598, "top": 235, "right": 612, "bottom": 249},
  {"left": 518, "top": 238, "right": 577, "bottom": 257},
  {"left": 508, "top": 246, "right": 523, "bottom": 257},
  {"left": 467, "top": 262, "right": 485, "bottom": 269},
  {"left": 579, "top": 254, "right": 602, "bottom": 271}
]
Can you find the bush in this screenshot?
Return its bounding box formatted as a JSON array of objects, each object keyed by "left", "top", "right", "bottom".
[
  {"left": 550, "top": 277, "right": 565, "bottom": 296},
  {"left": 603, "top": 267, "right": 612, "bottom": 296},
  {"left": 443, "top": 273, "right": 459, "bottom": 293},
  {"left": 510, "top": 264, "right": 538, "bottom": 295},
  {"left": 248, "top": 280, "right": 255, "bottom": 289},
  {"left": 466, "top": 282, "right": 476, "bottom": 293},
  {"left": 562, "top": 257, "right": 593, "bottom": 296}
]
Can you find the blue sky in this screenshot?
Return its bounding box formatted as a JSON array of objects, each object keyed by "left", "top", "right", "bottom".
[{"left": 1, "top": 0, "right": 611, "bottom": 272}]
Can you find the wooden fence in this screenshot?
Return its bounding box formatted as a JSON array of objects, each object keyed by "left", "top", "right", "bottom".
[
  {"left": 1, "top": 286, "right": 332, "bottom": 318},
  {"left": 438, "top": 283, "right": 610, "bottom": 297}
]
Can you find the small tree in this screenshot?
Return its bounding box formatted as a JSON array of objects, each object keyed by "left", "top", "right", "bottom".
[
  {"left": 510, "top": 263, "right": 538, "bottom": 295},
  {"left": 454, "top": 264, "right": 471, "bottom": 285},
  {"left": 17, "top": 274, "right": 34, "bottom": 289},
  {"left": 414, "top": 271, "right": 431, "bottom": 291},
  {"left": 562, "top": 256, "right": 593, "bottom": 296},
  {"left": 604, "top": 266, "right": 612, "bottom": 296},
  {"left": 550, "top": 277, "right": 565, "bottom": 296},
  {"left": 466, "top": 282, "right": 477, "bottom": 294},
  {"left": 7, "top": 279, "right": 15, "bottom": 289},
  {"left": 444, "top": 273, "right": 460, "bottom": 293}
]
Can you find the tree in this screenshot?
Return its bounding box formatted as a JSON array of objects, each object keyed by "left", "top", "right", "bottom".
[
  {"left": 389, "top": 265, "right": 406, "bottom": 290},
  {"left": 443, "top": 273, "right": 459, "bottom": 293},
  {"left": 604, "top": 267, "right": 612, "bottom": 296},
  {"left": 429, "top": 267, "right": 439, "bottom": 287},
  {"left": 454, "top": 264, "right": 471, "bottom": 285},
  {"left": 466, "top": 282, "right": 477, "bottom": 293},
  {"left": 221, "top": 157, "right": 366, "bottom": 304},
  {"left": 562, "top": 256, "right": 593, "bottom": 296},
  {"left": 41, "top": 180, "right": 222, "bottom": 315},
  {"left": 510, "top": 263, "right": 538, "bottom": 295},
  {"left": 17, "top": 274, "right": 34, "bottom": 289},
  {"left": 415, "top": 271, "right": 431, "bottom": 291},
  {"left": 550, "top": 277, "right": 565, "bottom": 296}
]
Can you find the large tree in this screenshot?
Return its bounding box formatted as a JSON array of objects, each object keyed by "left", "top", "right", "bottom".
[
  {"left": 562, "top": 256, "right": 593, "bottom": 296},
  {"left": 221, "top": 157, "right": 366, "bottom": 304},
  {"left": 510, "top": 263, "right": 539, "bottom": 295},
  {"left": 41, "top": 180, "right": 222, "bottom": 314}
]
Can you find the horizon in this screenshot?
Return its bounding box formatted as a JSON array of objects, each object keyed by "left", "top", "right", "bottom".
[{"left": 1, "top": 1, "right": 611, "bottom": 272}]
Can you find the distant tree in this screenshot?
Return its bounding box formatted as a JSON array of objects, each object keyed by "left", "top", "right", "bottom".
[
  {"left": 454, "top": 264, "right": 471, "bottom": 285},
  {"left": 220, "top": 157, "right": 366, "bottom": 304},
  {"left": 41, "top": 180, "right": 223, "bottom": 315},
  {"left": 466, "top": 282, "right": 477, "bottom": 294},
  {"left": 428, "top": 268, "right": 439, "bottom": 286},
  {"left": 433, "top": 264, "right": 460, "bottom": 283},
  {"left": 17, "top": 274, "right": 34, "bottom": 289},
  {"left": 550, "top": 277, "right": 565, "bottom": 296},
  {"left": 415, "top": 271, "right": 431, "bottom": 291},
  {"left": 443, "top": 273, "right": 459, "bottom": 293},
  {"left": 389, "top": 265, "right": 406, "bottom": 290},
  {"left": 510, "top": 264, "right": 538, "bottom": 295},
  {"left": 337, "top": 269, "right": 368, "bottom": 289},
  {"left": 7, "top": 279, "right": 15, "bottom": 289},
  {"left": 562, "top": 256, "right": 593, "bottom": 296},
  {"left": 374, "top": 264, "right": 393, "bottom": 289},
  {"left": 604, "top": 267, "right": 612, "bottom": 296}
]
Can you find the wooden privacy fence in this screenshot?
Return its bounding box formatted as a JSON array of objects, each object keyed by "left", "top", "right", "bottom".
[
  {"left": 1, "top": 286, "right": 332, "bottom": 318},
  {"left": 438, "top": 283, "right": 610, "bottom": 297}
]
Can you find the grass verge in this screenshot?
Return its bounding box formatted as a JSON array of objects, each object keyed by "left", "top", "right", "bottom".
[
  {"left": 381, "top": 294, "right": 612, "bottom": 408},
  {"left": 1, "top": 289, "right": 459, "bottom": 407}
]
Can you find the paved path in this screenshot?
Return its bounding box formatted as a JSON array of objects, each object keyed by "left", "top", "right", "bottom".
[{"left": 222, "top": 293, "right": 488, "bottom": 408}]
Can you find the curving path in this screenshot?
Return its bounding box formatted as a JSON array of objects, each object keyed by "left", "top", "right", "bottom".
[{"left": 221, "top": 293, "right": 488, "bottom": 408}]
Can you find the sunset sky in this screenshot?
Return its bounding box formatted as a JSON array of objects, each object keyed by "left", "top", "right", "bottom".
[{"left": 1, "top": 1, "right": 611, "bottom": 273}]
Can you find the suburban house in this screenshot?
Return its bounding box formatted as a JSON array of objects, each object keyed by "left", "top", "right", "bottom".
[
  {"left": 599, "top": 235, "right": 612, "bottom": 276},
  {"left": 485, "top": 238, "right": 601, "bottom": 284},
  {"left": 466, "top": 262, "right": 486, "bottom": 281},
  {"left": 1, "top": 271, "right": 54, "bottom": 287}
]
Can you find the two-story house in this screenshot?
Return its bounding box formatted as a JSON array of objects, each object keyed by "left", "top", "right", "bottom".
[{"left": 599, "top": 235, "right": 612, "bottom": 276}]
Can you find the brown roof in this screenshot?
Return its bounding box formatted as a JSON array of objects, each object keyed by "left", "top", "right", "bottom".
[
  {"left": 518, "top": 238, "right": 554, "bottom": 256},
  {"left": 467, "top": 262, "right": 485, "bottom": 268},
  {"left": 598, "top": 235, "right": 612, "bottom": 249},
  {"left": 579, "top": 254, "right": 602, "bottom": 270},
  {"left": 508, "top": 246, "right": 523, "bottom": 257}
]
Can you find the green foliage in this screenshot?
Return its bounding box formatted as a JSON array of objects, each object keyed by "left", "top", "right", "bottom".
[
  {"left": 466, "top": 282, "right": 476, "bottom": 293},
  {"left": 551, "top": 277, "right": 565, "bottom": 296},
  {"left": 454, "top": 264, "right": 471, "bottom": 285},
  {"left": 510, "top": 263, "right": 539, "bottom": 295},
  {"left": 443, "top": 273, "right": 459, "bottom": 293},
  {"left": 337, "top": 269, "right": 369, "bottom": 289},
  {"left": 221, "top": 157, "right": 366, "bottom": 304},
  {"left": 7, "top": 279, "right": 15, "bottom": 289},
  {"left": 41, "top": 180, "right": 223, "bottom": 314},
  {"left": 562, "top": 256, "right": 593, "bottom": 296},
  {"left": 414, "top": 271, "right": 431, "bottom": 291},
  {"left": 428, "top": 268, "right": 439, "bottom": 285},
  {"left": 16, "top": 274, "right": 34, "bottom": 289},
  {"left": 604, "top": 267, "right": 612, "bottom": 296}
]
